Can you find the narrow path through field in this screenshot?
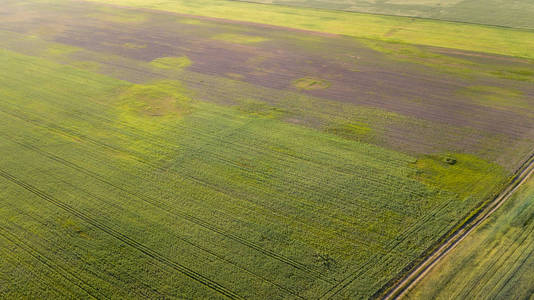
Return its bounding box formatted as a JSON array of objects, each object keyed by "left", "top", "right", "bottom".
[{"left": 382, "top": 151, "right": 534, "bottom": 299}]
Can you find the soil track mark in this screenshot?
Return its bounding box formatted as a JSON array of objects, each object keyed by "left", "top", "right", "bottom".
[{"left": 0, "top": 169, "right": 244, "bottom": 300}]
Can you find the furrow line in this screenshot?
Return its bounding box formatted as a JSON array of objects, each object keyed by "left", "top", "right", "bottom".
[
  {"left": 3, "top": 136, "right": 333, "bottom": 284},
  {"left": 0, "top": 169, "right": 244, "bottom": 300}
]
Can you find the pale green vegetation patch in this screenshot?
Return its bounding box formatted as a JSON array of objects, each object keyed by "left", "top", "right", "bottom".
[
  {"left": 361, "top": 39, "right": 474, "bottom": 69},
  {"left": 178, "top": 18, "right": 209, "bottom": 25},
  {"left": 150, "top": 56, "right": 192, "bottom": 70},
  {"left": 361, "top": 39, "right": 534, "bottom": 82},
  {"left": 43, "top": 43, "right": 79, "bottom": 57},
  {"left": 122, "top": 42, "right": 146, "bottom": 49},
  {"left": 89, "top": 13, "right": 147, "bottom": 23},
  {"left": 69, "top": 60, "right": 102, "bottom": 73},
  {"left": 491, "top": 68, "right": 534, "bottom": 82},
  {"left": 293, "top": 77, "right": 330, "bottom": 90},
  {"left": 233, "top": 98, "right": 287, "bottom": 118},
  {"left": 88, "top": 8, "right": 148, "bottom": 24},
  {"left": 460, "top": 85, "right": 528, "bottom": 110},
  {"left": 117, "top": 80, "right": 192, "bottom": 117},
  {"left": 325, "top": 121, "right": 373, "bottom": 142},
  {"left": 414, "top": 153, "right": 508, "bottom": 199},
  {"left": 213, "top": 33, "right": 269, "bottom": 44},
  {"left": 407, "top": 175, "right": 534, "bottom": 299}
]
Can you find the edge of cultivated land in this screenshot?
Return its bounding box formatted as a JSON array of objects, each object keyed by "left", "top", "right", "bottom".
[
  {"left": 377, "top": 149, "right": 534, "bottom": 299},
  {"left": 229, "top": 0, "right": 534, "bottom": 31},
  {"left": 81, "top": 0, "right": 534, "bottom": 60}
]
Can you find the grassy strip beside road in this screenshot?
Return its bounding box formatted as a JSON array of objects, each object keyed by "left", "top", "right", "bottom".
[{"left": 81, "top": 0, "right": 534, "bottom": 59}]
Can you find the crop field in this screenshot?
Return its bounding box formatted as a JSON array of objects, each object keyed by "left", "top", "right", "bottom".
[
  {"left": 233, "top": 0, "right": 534, "bottom": 29},
  {"left": 406, "top": 174, "right": 534, "bottom": 299},
  {"left": 82, "top": 0, "right": 534, "bottom": 59},
  {"left": 0, "top": 0, "right": 533, "bottom": 299}
]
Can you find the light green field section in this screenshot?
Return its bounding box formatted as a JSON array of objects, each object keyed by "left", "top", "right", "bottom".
[
  {"left": 84, "top": 0, "right": 534, "bottom": 59},
  {"left": 407, "top": 173, "right": 534, "bottom": 299},
  {"left": 236, "top": 0, "right": 534, "bottom": 29},
  {"left": 0, "top": 46, "right": 508, "bottom": 298}
]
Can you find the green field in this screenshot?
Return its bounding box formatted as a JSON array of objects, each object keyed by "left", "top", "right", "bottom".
[
  {"left": 1, "top": 0, "right": 534, "bottom": 298},
  {"left": 233, "top": 0, "right": 534, "bottom": 29},
  {"left": 406, "top": 174, "right": 534, "bottom": 299},
  {"left": 0, "top": 44, "right": 508, "bottom": 299},
  {"left": 86, "top": 0, "right": 534, "bottom": 59}
]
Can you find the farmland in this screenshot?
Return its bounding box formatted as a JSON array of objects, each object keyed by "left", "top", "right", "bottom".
[
  {"left": 232, "top": 0, "right": 534, "bottom": 29},
  {"left": 0, "top": 0, "right": 533, "bottom": 299},
  {"left": 406, "top": 172, "right": 534, "bottom": 299},
  {"left": 84, "top": 0, "right": 534, "bottom": 59}
]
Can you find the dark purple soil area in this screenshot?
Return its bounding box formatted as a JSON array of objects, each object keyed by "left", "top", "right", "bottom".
[{"left": 1, "top": 0, "right": 533, "bottom": 162}]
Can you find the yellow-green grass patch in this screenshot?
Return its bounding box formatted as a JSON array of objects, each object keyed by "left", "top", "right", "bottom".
[
  {"left": 150, "top": 56, "right": 192, "bottom": 70},
  {"left": 117, "top": 80, "right": 192, "bottom": 118},
  {"left": 213, "top": 33, "right": 269, "bottom": 44},
  {"left": 459, "top": 85, "right": 528, "bottom": 110},
  {"left": 414, "top": 153, "right": 508, "bottom": 199},
  {"left": 325, "top": 121, "right": 373, "bottom": 142},
  {"left": 293, "top": 77, "right": 330, "bottom": 90}
]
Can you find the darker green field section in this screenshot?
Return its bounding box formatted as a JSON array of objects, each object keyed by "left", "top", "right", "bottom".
[
  {"left": 0, "top": 0, "right": 533, "bottom": 298},
  {"left": 234, "top": 0, "right": 534, "bottom": 29}
]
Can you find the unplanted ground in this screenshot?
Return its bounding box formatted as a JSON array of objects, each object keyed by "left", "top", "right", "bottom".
[{"left": 406, "top": 172, "right": 534, "bottom": 299}]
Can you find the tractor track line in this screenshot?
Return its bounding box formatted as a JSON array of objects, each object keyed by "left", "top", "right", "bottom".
[
  {"left": 0, "top": 168, "right": 244, "bottom": 300},
  {"left": 6, "top": 135, "right": 332, "bottom": 285},
  {"left": 0, "top": 106, "right": 338, "bottom": 284},
  {"left": 0, "top": 226, "right": 103, "bottom": 299},
  {"left": 381, "top": 150, "right": 534, "bottom": 300}
]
